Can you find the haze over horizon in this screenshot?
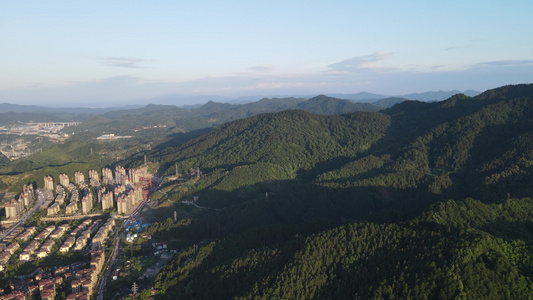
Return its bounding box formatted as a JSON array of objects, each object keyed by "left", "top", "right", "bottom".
[{"left": 2, "top": 1, "right": 532, "bottom": 107}]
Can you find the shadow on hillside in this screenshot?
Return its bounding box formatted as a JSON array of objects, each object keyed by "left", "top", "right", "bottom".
[
  {"left": 151, "top": 177, "right": 446, "bottom": 246},
  {"left": 295, "top": 156, "right": 356, "bottom": 180},
  {"left": 153, "top": 127, "right": 214, "bottom": 152},
  {"left": 159, "top": 227, "right": 308, "bottom": 299},
  {"left": 482, "top": 219, "right": 533, "bottom": 242}
]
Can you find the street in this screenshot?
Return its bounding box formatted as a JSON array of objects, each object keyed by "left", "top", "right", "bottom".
[{"left": 97, "top": 231, "right": 123, "bottom": 300}]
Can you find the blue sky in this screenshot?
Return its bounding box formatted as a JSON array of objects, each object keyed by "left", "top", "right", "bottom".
[{"left": 1, "top": 1, "right": 532, "bottom": 106}]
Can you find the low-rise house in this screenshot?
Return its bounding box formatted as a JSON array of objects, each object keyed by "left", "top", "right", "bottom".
[
  {"left": 60, "top": 236, "right": 75, "bottom": 253},
  {"left": 19, "top": 250, "right": 32, "bottom": 262},
  {"left": 66, "top": 290, "right": 90, "bottom": 300},
  {"left": 73, "top": 236, "right": 87, "bottom": 251},
  {"left": 55, "top": 266, "right": 70, "bottom": 277},
  {"left": 1, "top": 290, "right": 26, "bottom": 299},
  {"left": 0, "top": 242, "right": 20, "bottom": 265},
  {"left": 49, "top": 224, "right": 69, "bottom": 239},
  {"left": 71, "top": 219, "right": 92, "bottom": 236},
  {"left": 10, "top": 278, "right": 34, "bottom": 292},
  {"left": 14, "top": 227, "right": 37, "bottom": 242},
  {"left": 35, "top": 226, "right": 55, "bottom": 240},
  {"left": 36, "top": 239, "right": 55, "bottom": 258},
  {"left": 23, "top": 240, "right": 40, "bottom": 253},
  {"left": 5, "top": 242, "right": 20, "bottom": 254}
]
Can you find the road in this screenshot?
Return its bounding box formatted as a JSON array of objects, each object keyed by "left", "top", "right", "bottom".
[
  {"left": 97, "top": 197, "right": 148, "bottom": 299},
  {"left": 97, "top": 231, "right": 123, "bottom": 300}
]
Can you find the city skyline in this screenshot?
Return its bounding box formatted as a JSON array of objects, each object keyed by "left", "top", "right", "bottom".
[{"left": 1, "top": 1, "right": 532, "bottom": 107}]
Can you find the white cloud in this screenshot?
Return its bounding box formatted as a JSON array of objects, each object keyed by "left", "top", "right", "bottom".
[
  {"left": 327, "top": 52, "right": 394, "bottom": 73},
  {"left": 98, "top": 56, "right": 156, "bottom": 69},
  {"left": 475, "top": 60, "right": 533, "bottom": 67},
  {"left": 249, "top": 64, "right": 276, "bottom": 72}
]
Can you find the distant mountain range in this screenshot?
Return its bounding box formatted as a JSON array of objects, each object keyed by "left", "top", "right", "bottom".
[
  {"left": 0, "top": 89, "right": 481, "bottom": 112},
  {"left": 0, "top": 88, "right": 480, "bottom": 128},
  {"left": 226, "top": 89, "right": 481, "bottom": 104},
  {"left": 0, "top": 103, "right": 143, "bottom": 114},
  {"left": 0, "top": 103, "right": 144, "bottom": 125}
]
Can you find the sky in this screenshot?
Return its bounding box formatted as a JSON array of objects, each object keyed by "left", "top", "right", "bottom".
[{"left": 1, "top": 0, "right": 532, "bottom": 107}]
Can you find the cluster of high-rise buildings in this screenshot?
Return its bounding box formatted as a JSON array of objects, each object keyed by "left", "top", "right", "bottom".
[
  {"left": 116, "top": 186, "right": 144, "bottom": 215},
  {"left": 39, "top": 166, "right": 148, "bottom": 217},
  {"left": 2, "top": 165, "right": 148, "bottom": 221},
  {"left": 4, "top": 184, "right": 35, "bottom": 219}
]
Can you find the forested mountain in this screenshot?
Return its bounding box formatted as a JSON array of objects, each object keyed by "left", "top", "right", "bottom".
[
  {"left": 326, "top": 90, "right": 480, "bottom": 102},
  {"left": 296, "top": 95, "right": 382, "bottom": 114},
  {"left": 374, "top": 97, "right": 406, "bottom": 108},
  {"left": 59, "top": 95, "right": 379, "bottom": 137},
  {"left": 154, "top": 198, "right": 533, "bottom": 299},
  {"left": 0, "top": 94, "right": 389, "bottom": 192},
  {"left": 147, "top": 84, "right": 533, "bottom": 208},
  {"left": 401, "top": 89, "right": 481, "bottom": 101},
  {"left": 137, "top": 84, "right": 533, "bottom": 299},
  {"left": 63, "top": 95, "right": 386, "bottom": 145}
]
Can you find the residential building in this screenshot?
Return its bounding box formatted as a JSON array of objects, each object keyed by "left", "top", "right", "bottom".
[
  {"left": 88, "top": 169, "right": 99, "bottom": 182},
  {"left": 4, "top": 197, "right": 24, "bottom": 219},
  {"left": 59, "top": 236, "right": 75, "bottom": 253},
  {"left": 74, "top": 171, "right": 84, "bottom": 185},
  {"left": 49, "top": 224, "right": 69, "bottom": 239},
  {"left": 59, "top": 173, "right": 69, "bottom": 187},
  {"left": 102, "top": 167, "right": 113, "bottom": 184},
  {"left": 80, "top": 194, "right": 93, "bottom": 214},
  {"left": 101, "top": 191, "right": 114, "bottom": 211},
  {"left": 66, "top": 201, "right": 78, "bottom": 215},
  {"left": 44, "top": 175, "right": 54, "bottom": 191},
  {"left": 47, "top": 202, "right": 60, "bottom": 216}
]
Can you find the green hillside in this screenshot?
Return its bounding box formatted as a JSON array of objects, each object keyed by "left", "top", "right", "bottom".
[
  {"left": 155, "top": 198, "right": 533, "bottom": 299},
  {"left": 145, "top": 84, "right": 533, "bottom": 211},
  {"left": 136, "top": 84, "right": 533, "bottom": 299}
]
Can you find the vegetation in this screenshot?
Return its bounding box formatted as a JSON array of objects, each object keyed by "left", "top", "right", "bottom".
[
  {"left": 2, "top": 84, "right": 533, "bottom": 299},
  {"left": 140, "top": 84, "right": 533, "bottom": 299},
  {"left": 153, "top": 198, "right": 533, "bottom": 299}
]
